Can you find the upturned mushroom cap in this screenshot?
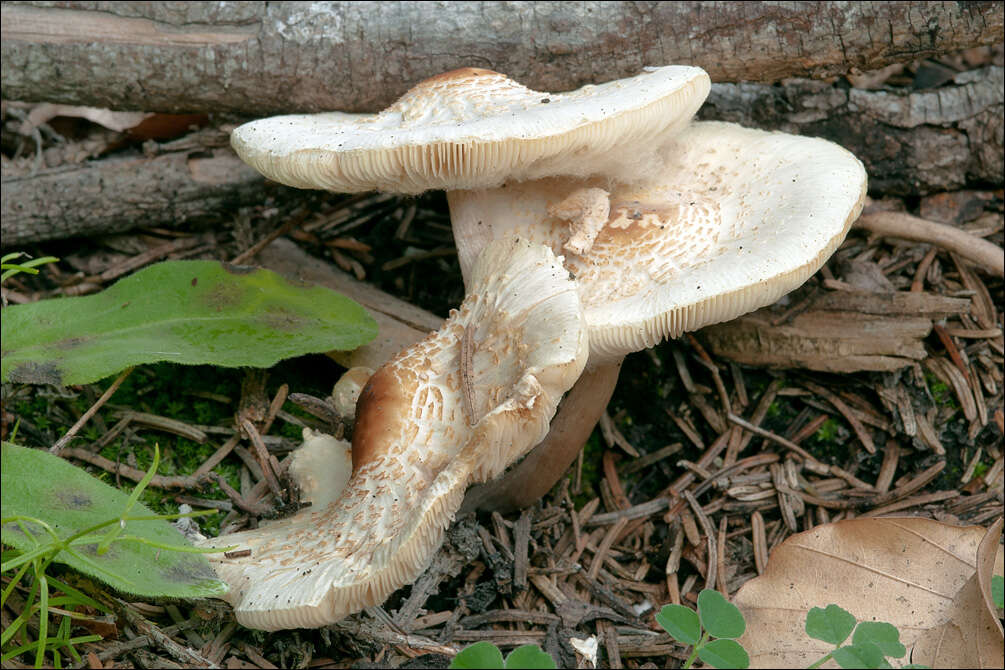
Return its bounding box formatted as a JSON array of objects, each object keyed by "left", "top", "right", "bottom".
[
  {"left": 448, "top": 121, "right": 868, "bottom": 363},
  {"left": 230, "top": 66, "right": 710, "bottom": 194},
  {"left": 200, "top": 237, "right": 587, "bottom": 630}
]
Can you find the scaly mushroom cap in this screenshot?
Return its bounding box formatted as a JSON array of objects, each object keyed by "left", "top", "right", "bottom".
[
  {"left": 200, "top": 237, "right": 587, "bottom": 630},
  {"left": 230, "top": 66, "right": 710, "bottom": 194},
  {"left": 449, "top": 121, "right": 868, "bottom": 363}
]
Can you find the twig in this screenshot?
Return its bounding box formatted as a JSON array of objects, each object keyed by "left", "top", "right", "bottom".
[
  {"left": 61, "top": 448, "right": 207, "bottom": 489},
  {"left": 684, "top": 491, "right": 717, "bottom": 591},
  {"left": 241, "top": 419, "right": 283, "bottom": 501},
  {"left": 588, "top": 518, "right": 628, "bottom": 580},
  {"left": 50, "top": 367, "right": 134, "bottom": 454},
  {"left": 114, "top": 599, "right": 218, "bottom": 668},
  {"left": 333, "top": 617, "right": 458, "bottom": 656},
  {"left": 726, "top": 413, "right": 819, "bottom": 463},
  {"left": 855, "top": 211, "right": 1004, "bottom": 276},
  {"left": 230, "top": 216, "right": 301, "bottom": 265}
]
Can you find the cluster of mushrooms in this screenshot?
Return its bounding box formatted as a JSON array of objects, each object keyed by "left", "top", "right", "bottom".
[{"left": 200, "top": 65, "right": 868, "bottom": 631}]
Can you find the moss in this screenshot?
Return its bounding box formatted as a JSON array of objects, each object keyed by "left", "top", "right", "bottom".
[{"left": 923, "top": 369, "right": 957, "bottom": 410}]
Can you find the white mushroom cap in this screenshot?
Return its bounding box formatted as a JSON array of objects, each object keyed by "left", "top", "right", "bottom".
[
  {"left": 200, "top": 237, "right": 587, "bottom": 630},
  {"left": 230, "top": 66, "right": 710, "bottom": 194},
  {"left": 449, "top": 121, "right": 868, "bottom": 363}
]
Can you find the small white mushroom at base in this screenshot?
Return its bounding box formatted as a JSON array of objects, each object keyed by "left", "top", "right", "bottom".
[
  {"left": 286, "top": 428, "right": 352, "bottom": 511},
  {"left": 329, "top": 366, "right": 374, "bottom": 420},
  {"left": 548, "top": 187, "right": 612, "bottom": 256}
]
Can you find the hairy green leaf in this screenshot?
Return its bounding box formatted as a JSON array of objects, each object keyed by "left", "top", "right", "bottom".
[
  {"left": 1, "top": 260, "right": 377, "bottom": 386},
  {"left": 656, "top": 603, "right": 701, "bottom": 646},
  {"left": 698, "top": 638, "right": 750, "bottom": 669},
  {"left": 450, "top": 641, "right": 505, "bottom": 669},
  {"left": 832, "top": 642, "right": 886, "bottom": 669},
  {"left": 1, "top": 443, "right": 227, "bottom": 599},
  {"left": 853, "top": 621, "right": 905, "bottom": 659},
  {"left": 505, "top": 644, "right": 557, "bottom": 669},
  {"left": 698, "top": 589, "right": 746, "bottom": 639},
  {"left": 806, "top": 604, "right": 857, "bottom": 645}
]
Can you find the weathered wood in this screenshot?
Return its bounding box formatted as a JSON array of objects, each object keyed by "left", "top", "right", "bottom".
[
  {"left": 1, "top": 129, "right": 268, "bottom": 245},
  {"left": 700, "top": 66, "right": 1004, "bottom": 196},
  {"left": 698, "top": 289, "right": 973, "bottom": 373},
  {"left": 700, "top": 311, "right": 932, "bottom": 373},
  {"left": 2, "top": 1, "right": 1000, "bottom": 115},
  {"left": 8, "top": 62, "right": 1001, "bottom": 245},
  {"left": 256, "top": 238, "right": 440, "bottom": 371}
]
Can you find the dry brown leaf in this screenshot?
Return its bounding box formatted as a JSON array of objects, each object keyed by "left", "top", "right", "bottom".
[{"left": 733, "top": 516, "right": 1004, "bottom": 668}]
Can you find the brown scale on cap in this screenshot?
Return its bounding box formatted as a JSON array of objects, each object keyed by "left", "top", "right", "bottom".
[{"left": 351, "top": 363, "right": 412, "bottom": 471}]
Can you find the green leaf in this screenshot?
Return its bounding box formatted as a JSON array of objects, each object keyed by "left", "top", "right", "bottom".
[
  {"left": 697, "top": 638, "right": 750, "bottom": 669},
  {"left": 504, "top": 644, "right": 557, "bottom": 669},
  {"left": 1, "top": 260, "right": 377, "bottom": 386},
  {"left": 806, "top": 604, "right": 857, "bottom": 645},
  {"left": 852, "top": 621, "right": 904, "bottom": 658},
  {"left": 450, "top": 641, "right": 505, "bottom": 669},
  {"left": 656, "top": 603, "right": 701, "bottom": 646},
  {"left": 992, "top": 575, "right": 1004, "bottom": 610},
  {"left": 832, "top": 642, "right": 886, "bottom": 669},
  {"left": 697, "top": 589, "right": 746, "bottom": 639},
  {"left": 1, "top": 443, "right": 227, "bottom": 599}
]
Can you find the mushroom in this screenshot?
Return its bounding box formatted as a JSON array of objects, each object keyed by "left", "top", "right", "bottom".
[
  {"left": 454, "top": 121, "right": 868, "bottom": 511},
  {"left": 223, "top": 64, "right": 710, "bottom": 531},
  {"left": 200, "top": 236, "right": 588, "bottom": 630},
  {"left": 231, "top": 65, "right": 710, "bottom": 195}
]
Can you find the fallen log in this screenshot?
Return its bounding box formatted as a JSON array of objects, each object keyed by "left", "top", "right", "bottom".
[
  {"left": 2, "top": 1, "right": 1001, "bottom": 115},
  {"left": 6, "top": 63, "right": 1002, "bottom": 244},
  {"left": 1, "top": 128, "right": 270, "bottom": 245},
  {"left": 700, "top": 66, "right": 1004, "bottom": 196}
]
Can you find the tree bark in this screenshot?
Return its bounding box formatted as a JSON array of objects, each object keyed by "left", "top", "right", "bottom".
[
  {"left": 2, "top": 1, "right": 1001, "bottom": 115},
  {"left": 1, "top": 128, "right": 270, "bottom": 245},
  {"left": 6, "top": 62, "right": 999, "bottom": 245},
  {"left": 700, "top": 67, "right": 1004, "bottom": 196}
]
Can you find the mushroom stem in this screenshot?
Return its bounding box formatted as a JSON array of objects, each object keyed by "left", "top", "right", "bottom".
[{"left": 460, "top": 361, "right": 622, "bottom": 515}]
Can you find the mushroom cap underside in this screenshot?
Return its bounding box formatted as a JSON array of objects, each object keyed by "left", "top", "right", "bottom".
[
  {"left": 199, "top": 236, "right": 587, "bottom": 630},
  {"left": 449, "top": 121, "right": 868, "bottom": 363},
  {"left": 230, "top": 65, "right": 710, "bottom": 193}
]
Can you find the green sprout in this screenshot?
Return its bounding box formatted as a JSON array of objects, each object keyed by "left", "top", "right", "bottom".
[
  {"left": 656, "top": 589, "right": 750, "bottom": 669},
  {"left": 0, "top": 252, "right": 59, "bottom": 284},
  {"left": 1, "top": 444, "right": 230, "bottom": 668},
  {"left": 805, "top": 604, "right": 924, "bottom": 669}
]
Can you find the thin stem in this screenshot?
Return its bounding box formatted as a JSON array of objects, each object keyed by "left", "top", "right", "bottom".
[
  {"left": 806, "top": 650, "right": 835, "bottom": 669},
  {"left": 50, "top": 366, "right": 134, "bottom": 454},
  {"left": 683, "top": 631, "right": 709, "bottom": 669},
  {"left": 35, "top": 571, "right": 49, "bottom": 667}
]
